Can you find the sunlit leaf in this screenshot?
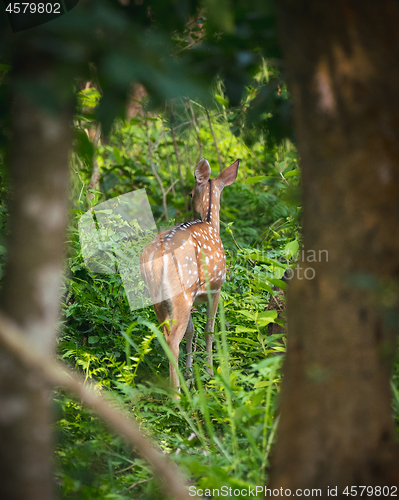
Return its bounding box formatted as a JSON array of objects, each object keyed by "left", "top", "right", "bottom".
[
  {"left": 245, "top": 176, "right": 268, "bottom": 184},
  {"left": 284, "top": 239, "right": 299, "bottom": 258}
]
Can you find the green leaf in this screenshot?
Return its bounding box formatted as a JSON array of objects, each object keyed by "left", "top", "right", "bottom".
[
  {"left": 215, "top": 94, "right": 229, "bottom": 108},
  {"left": 74, "top": 114, "right": 93, "bottom": 123},
  {"left": 284, "top": 239, "right": 299, "bottom": 258},
  {"left": 254, "top": 380, "right": 270, "bottom": 389},
  {"left": 252, "top": 279, "right": 273, "bottom": 294},
  {"left": 236, "top": 310, "right": 256, "bottom": 320},
  {"left": 227, "top": 337, "right": 259, "bottom": 345},
  {"left": 246, "top": 252, "right": 286, "bottom": 269},
  {"left": 284, "top": 169, "right": 300, "bottom": 178},
  {"left": 221, "top": 207, "right": 237, "bottom": 220},
  {"left": 95, "top": 209, "right": 113, "bottom": 215},
  {"left": 275, "top": 160, "right": 287, "bottom": 172},
  {"left": 244, "top": 176, "right": 268, "bottom": 184},
  {"left": 257, "top": 309, "right": 277, "bottom": 326},
  {"left": 266, "top": 278, "right": 287, "bottom": 291},
  {"left": 253, "top": 355, "right": 284, "bottom": 371},
  {"left": 73, "top": 128, "right": 94, "bottom": 168},
  {"left": 258, "top": 310, "right": 278, "bottom": 320},
  {"left": 235, "top": 326, "right": 257, "bottom": 333},
  {"left": 88, "top": 336, "right": 99, "bottom": 344},
  {"left": 113, "top": 147, "right": 122, "bottom": 164}
]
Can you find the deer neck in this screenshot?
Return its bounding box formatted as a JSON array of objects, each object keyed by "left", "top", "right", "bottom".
[{"left": 202, "top": 179, "right": 220, "bottom": 233}]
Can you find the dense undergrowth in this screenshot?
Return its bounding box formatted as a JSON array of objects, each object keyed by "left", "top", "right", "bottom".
[
  {"left": 3, "top": 84, "right": 397, "bottom": 498},
  {"left": 0, "top": 80, "right": 300, "bottom": 498},
  {"left": 0, "top": 3, "right": 396, "bottom": 498},
  {"left": 53, "top": 88, "right": 301, "bottom": 499}
]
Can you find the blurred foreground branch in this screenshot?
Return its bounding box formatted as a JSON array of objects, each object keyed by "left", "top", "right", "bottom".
[{"left": 0, "top": 312, "right": 191, "bottom": 500}]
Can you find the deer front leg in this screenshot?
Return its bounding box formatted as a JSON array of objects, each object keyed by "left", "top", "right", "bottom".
[
  {"left": 204, "top": 290, "right": 221, "bottom": 376},
  {"left": 185, "top": 315, "right": 195, "bottom": 373}
]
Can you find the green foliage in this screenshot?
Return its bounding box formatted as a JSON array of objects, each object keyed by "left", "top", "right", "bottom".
[
  {"left": 52, "top": 87, "right": 302, "bottom": 497},
  {"left": 57, "top": 278, "right": 285, "bottom": 498},
  {"left": 1, "top": 1, "right": 399, "bottom": 495},
  {"left": 0, "top": 1, "right": 301, "bottom": 494}
]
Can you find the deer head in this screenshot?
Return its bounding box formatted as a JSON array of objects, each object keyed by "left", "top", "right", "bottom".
[{"left": 191, "top": 158, "right": 239, "bottom": 227}]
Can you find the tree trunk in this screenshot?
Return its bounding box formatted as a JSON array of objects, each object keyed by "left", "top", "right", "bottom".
[
  {"left": 0, "top": 92, "right": 71, "bottom": 499},
  {"left": 269, "top": 0, "right": 399, "bottom": 493}
]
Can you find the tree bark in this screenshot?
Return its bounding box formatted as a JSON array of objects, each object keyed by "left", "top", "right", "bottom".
[
  {"left": 269, "top": 0, "right": 399, "bottom": 493},
  {"left": 0, "top": 92, "right": 71, "bottom": 499}
]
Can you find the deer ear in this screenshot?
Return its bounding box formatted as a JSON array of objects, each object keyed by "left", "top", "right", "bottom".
[
  {"left": 217, "top": 159, "right": 240, "bottom": 188},
  {"left": 195, "top": 158, "right": 211, "bottom": 185}
]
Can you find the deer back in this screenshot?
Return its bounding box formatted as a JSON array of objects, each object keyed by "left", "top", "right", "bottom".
[{"left": 141, "top": 159, "right": 239, "bottom": 306}]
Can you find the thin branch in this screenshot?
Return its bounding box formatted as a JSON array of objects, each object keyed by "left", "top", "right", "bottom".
[
  {"left": 162, "top": 121, "right": 176, "bottom": 196},
  {"left": 152, "top": 111, "right": 224, "bottom": 152},
  {"left": 146, "top": 121, "right": 169, "bottom": 220},
  {"left": 188, "top": 100, "right": 202, "bottom": 162},
  {"left": 185, "top": 138, "right": 193, "bottom": 184},
  {"left": 171, "top": 127, "right": 183, "bottom": 188},
  {"left": 247, "top": 145, "right": 264, "bottom": 170},
  {"left": 0, "top": 312, "right": 191, "bottom": 500},
  {"left": 165, "top": 179, "right": 179, "bottom": 196},
  {"left": 175, "top": 33, "right": 206, "bottom": 53},
  {"left": 171, "top": 127, "right": 188, "bottom": 211},
  {"left": 206, "top": 109, "right": 223, "bottom": 174},
  {"left": 87, "top": 123, "right": 102, "bottom": 203},
  {"left": 127, "top": 477, "right": 153, "bottom": 491},
  {"left": 279, "top": 170, "right": 289, "bottom": 185}
]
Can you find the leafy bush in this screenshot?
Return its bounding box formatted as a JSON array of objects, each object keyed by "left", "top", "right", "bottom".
[{"left": 55, "top": 94, "right": 302, "bottom": 498}]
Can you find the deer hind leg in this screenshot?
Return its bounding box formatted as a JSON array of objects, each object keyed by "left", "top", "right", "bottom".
[
  {"left": 154, "top": 302, "right": 169, "bottom": 324},
  {"left": 167, "top": 295, "right": 193, "bottom": 390},
  {"left": 154, "top": 302, "right": 170, "bottom": 340},
  {"left": 153, "top": 301, "right": 183, "bottom": 385},
  {"left": 204, "top": 290, "right": 221, "bottom": 376},
  {"left": 185, "top": 315, "right": 195, "bottom": 373}
]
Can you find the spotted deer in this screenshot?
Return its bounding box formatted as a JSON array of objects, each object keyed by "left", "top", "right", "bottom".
[{"left": 140, "top": 158, "right": 240, "bottom": 389}]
